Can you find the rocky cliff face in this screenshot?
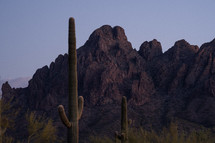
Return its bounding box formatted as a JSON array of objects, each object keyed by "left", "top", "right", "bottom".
[
  {"left": 2, "top": 25, "right": 215, "bottom": 142},
  {"left": 77, "top": 25, "right": 154, "bottom": 106}
]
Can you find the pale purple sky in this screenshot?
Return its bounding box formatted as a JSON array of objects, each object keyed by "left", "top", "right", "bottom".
[{"left": 0, "top": 0, "right": 215, "bottom": 79}]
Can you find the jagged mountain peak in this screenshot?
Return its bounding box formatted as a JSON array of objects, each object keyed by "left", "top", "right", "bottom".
[
  {"left": 174, "top": 39, "right": 189, "bottom": 46},
  {"left": 200, "top": 38, "right": 215, "bottom": 52},
  {"left": 138, "top": 39, "right": 162, "bottom": 61},
  {"left": 164, "top": 39, "right": 199, "bottom": 62},
  {"left": 87, "top": 25, "right": 127, "bottom": 43},
  {"left": 1, "top": 81, "right": 12, "bottom": 95},
  {"left": 78, "top": 25, "right": 133, "bottom": 63},
  {"left": 185, "top": 38, "right": 215, "bottom": 88},
  {"left": 173, "top": 39, "right": 199, "bottom": 52},
  {"left": 212, "top": 38, "right": 215, "bottom": 44}
]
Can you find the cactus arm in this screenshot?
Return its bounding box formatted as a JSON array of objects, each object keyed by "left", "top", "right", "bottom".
[
  {"left": 58, "top": 105, "right": 72, "bottom": 128},
  {"left": 115, "top": 131, "right": 120, "bottom": 139},
  {"left": 115, "top": 131, "right": 121, "bottom": 143},
  {"left": 78, "top": 96, "right": 84, "bottom": 120},
  {"left": 121, "top": 133, "right": 126, "bottom": 140},
  {"left": 128, "top": 119, "right": 132, "bottom": 125}
]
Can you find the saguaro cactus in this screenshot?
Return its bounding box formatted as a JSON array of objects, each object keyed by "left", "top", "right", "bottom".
[
  {"left": 58, "top": 17, "right": 84, "bottom": 143},
  {"left": 115, "top": 96, "right": 129, "bottom": 143}
]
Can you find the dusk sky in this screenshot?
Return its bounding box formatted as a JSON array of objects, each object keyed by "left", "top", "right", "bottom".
[{"left": 1, "top": 0, "right": 215, "bottom": 80}]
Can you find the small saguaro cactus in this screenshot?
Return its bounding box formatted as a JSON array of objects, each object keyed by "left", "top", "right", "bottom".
[
  {"left": 115, "top": 96, "right": 129, "bottom": 143},
  {"left": 58, "top": 17, "right": 84, "bottom": 143}
]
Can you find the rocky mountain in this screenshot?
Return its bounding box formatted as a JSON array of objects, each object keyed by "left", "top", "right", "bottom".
[
  {"left": 2, "top": 25, "right": 215, "bottom": 142},
  {"left": 0, "top": 77, "right": 30, "bottom": 94}
]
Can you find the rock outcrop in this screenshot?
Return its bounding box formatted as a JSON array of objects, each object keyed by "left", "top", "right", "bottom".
[
  {"left": 138, "top": 39, "right": 162, "bottom": 61},
  {"left": 77, "top": 25, "right": 154, "bottom": 106}
]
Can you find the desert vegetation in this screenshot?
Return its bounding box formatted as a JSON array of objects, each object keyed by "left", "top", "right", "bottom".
[
  {"left": 25, "top": 112, "right": 57, "bottom": 143},
  {"left": 90, "top": 122, "right": 215, "bottom": 143},
  {"left": 0, "top": 97, "right": 58, "bottom": 143},
  {"left": 0, "top": 97, "right": 14, "bottom": 143}
]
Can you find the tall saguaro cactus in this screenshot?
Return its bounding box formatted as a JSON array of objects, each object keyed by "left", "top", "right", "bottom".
[
  {"left": 115, "top": 96, "right": 129, "bottom": 143},
  {"left": 58, "top": 17, "right": 84, "bottom": 143}
]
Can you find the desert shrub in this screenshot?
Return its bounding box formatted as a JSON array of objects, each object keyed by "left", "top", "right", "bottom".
[
  {"left": 25, "top": 111, "right": 57, "bottom": 143},
  {"left": 0, "top": 97, "right": 17, "bottom": 143},
  {"left": 1, "top": 96, "right": 58, "bottom": 143}
]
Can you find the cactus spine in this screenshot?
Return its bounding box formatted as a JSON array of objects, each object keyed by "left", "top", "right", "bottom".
[
  {"left": 58, "top": 17, "right": 84, "bottom": 143},
  {"left": 115, "top": 96, "right": 128, "bottom": 143}
]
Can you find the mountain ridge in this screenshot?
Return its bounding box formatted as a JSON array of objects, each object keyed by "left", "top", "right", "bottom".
[{"left": 2, "top": 25, "right": 215, "bottom": 142}]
